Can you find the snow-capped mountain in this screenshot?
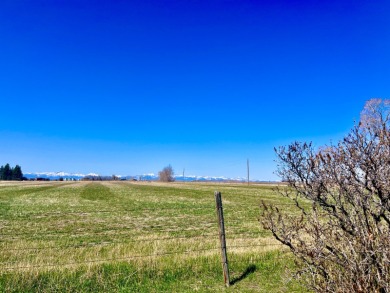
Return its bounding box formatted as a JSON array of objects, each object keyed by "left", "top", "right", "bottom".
[
  {"left": 24, "top": 172, "right": 87, "bottom": 180},
  {"left": 23, "top": 172, "right": 251, "bottom": 182},
  {"left": 127, "top": 173, "right": 248, "bottom": 182}
]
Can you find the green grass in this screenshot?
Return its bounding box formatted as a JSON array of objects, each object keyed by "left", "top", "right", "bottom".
[{"left": 0, "top": 181, "right": 308, "bottom": 292}]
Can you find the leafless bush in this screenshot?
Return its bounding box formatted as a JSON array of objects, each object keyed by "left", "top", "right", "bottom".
[
  {"left": 158, "top": 165, "right": 175, "bottom": 182},
  {"left": 262, "top": 99, "right": 390, "bottom": 292}
]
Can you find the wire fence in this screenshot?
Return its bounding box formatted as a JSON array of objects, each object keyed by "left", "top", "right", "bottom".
[{"left": 0, "top": 194, "right": 289, "bottom": 277}]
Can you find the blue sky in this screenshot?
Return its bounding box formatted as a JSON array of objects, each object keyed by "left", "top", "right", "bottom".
[{"left": 0, "top": 0, "right": 389, "bottom": 180}]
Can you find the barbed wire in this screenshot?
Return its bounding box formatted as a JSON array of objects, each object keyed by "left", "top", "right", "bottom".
[
  {"left": 0, "top": 219, "right": 264, "bottom": 237},
  {"left": 1, "top": 247, "right": 222, "bottom": 271},
  {"left": 1, "top": 229, "right": 269, "bottom": 243},
  {"left": 223, "top": 202, "right": 299, "bottom": 212},
  {"left": 228, "top": 251, "right": 292, "bottom": 263},
  {"left": 0, "top": 235, "right": 281, "bottom": 254},
  {"left": 0, "top": 233, "right": 221, "bottom": 252},
  {"left": 3, "top": 206, "right": 216, "bottom": 217},
  {"left": 1, "top": 216, "right": 264, "bottom": 227},
  {"left": 3, "top": 201, "right": 298, "bottom": 218},
  {"left": 1, "top": 257, "right": 290, "bottom": 275},
  {"left": 0, "top": 223, "right": 263, "bottom": 238},
  {"left": 228, "top": 243, "right": 283, "bottom": 249},
  {"left": 0, "top": 223, "right": 222, "bottom": 239},
  {"left": 0, "top": 244, "right": 290, "bottom": 270}
]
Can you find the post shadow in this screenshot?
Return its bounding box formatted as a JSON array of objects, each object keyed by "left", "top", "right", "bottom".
[{"left": 230, "top": 264, "right": 257, "bottom": 286}]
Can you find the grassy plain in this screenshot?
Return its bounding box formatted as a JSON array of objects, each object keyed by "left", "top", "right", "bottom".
[{"left": 0, "top": 181, "right": 307, "bottom": 292}]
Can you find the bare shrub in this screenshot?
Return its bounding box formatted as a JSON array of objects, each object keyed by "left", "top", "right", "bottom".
[
  {"left": 158, "top": 165, "right": 175, "bottom": 182},
  {"left": 262, "top": 99, "right": 390, "bottom": 292}
]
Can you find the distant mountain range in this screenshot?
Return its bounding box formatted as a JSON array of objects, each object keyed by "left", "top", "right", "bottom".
[
  {"left": 24, "top": 172, "right": 92, "bottom": 181},
  {"left": 23, "top": 172, "right": 269, "bottom": 182}
]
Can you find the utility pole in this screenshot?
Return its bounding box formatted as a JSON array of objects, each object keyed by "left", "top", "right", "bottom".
[
  {"left": 247, "top": 159, "right": 249, "bottom": 185},
  {"left": 183, "top": 168, "right": 185, "bottom": 178}
]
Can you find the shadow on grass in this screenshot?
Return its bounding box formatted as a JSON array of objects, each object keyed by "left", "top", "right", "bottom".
[{"left": 230, "top": 264, "right": 257, "bottom": 286}]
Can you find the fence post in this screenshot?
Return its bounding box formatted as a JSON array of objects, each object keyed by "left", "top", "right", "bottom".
[{"left": 215, "top": 191, "right": 230, "bottom": 287}]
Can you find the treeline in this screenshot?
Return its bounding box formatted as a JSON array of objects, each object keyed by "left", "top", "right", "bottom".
[
  {"left": 82, "top": 175, "right": 122, "bottom": 181},
  {"left": 0, "top": 164, "right": 24, "bottom": 181}
]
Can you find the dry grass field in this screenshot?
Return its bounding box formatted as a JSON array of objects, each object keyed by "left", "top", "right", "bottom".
[{"left": 0, "top": 181, "right": 307, "bottom": 292}]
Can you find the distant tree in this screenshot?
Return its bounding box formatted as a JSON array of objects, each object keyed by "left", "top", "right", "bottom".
[
  {"left": 158, "top": 165, "right": 175, "bottom": 182},
  {"left": 3, "top": 164, "right": 12, "bottom": 180},
  {"left": 12, "top": 165, "right": 23, "bottom": 181},
  {"left": 261, "top": 99, "right": 390, "bottom": 292},
  {"left": 0, "top": 164, "right": 24, "bottom": 181}
]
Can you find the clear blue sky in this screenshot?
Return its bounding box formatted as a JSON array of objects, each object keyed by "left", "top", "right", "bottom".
[{"left": 1, "top": 0, "right": 389, "bottom": 180}]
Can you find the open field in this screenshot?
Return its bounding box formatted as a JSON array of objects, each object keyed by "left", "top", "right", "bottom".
[{"left": 0, "top": 181, "right": 308, "bottom": 292}]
